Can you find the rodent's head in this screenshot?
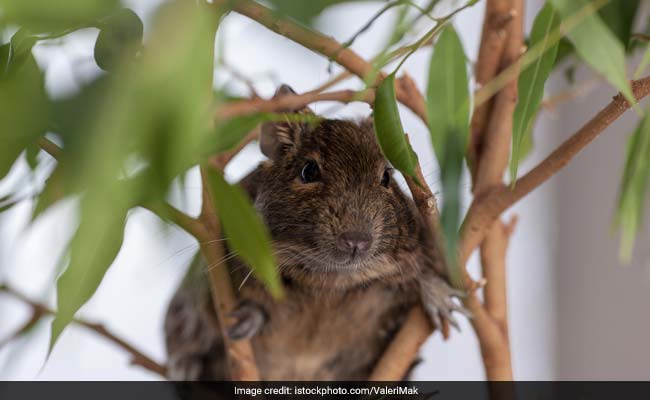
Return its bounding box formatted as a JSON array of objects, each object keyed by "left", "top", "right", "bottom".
[{"left": 254, "top": 86, "right": 422, "bottom": 289}]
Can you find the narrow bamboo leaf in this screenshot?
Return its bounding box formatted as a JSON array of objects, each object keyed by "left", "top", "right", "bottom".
[
  {"left": 615, "top": 115, "right": 650, "bottom": 262},
  {"left": 373, "top": 73, "right": 418, "bottom": 178},
  {"left": 439, "top": 133, "right": 464, "bottom": 289},
  {"left": 206, "top": 169, "right": 283, "bottom": 298},
  {"left": 551, "top": 0, "right": 634, "bottom": 104},
  {"left": 50, "top": 190, "right": 130, "bottom": 350},
  {"left": 510, "top": 3, "right": 560, "bottom": 183},
  {"left": 426, "top": 25, "right": 470, "bottom": 165},
  {"left": 94, "top": 9, "right": 143, "bottom": 71}
]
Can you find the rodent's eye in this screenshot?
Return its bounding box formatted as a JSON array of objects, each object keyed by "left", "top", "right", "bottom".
[
  {"left": 381, "top": 168, "right": 391, "bottom": 188},
  {"left": 301, "top": 160, "right": 321, "bottom": 183}
]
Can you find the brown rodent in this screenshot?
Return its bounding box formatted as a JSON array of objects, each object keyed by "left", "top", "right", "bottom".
[{"left": 164, "top": 85, "right": 465, "bottom": 381}]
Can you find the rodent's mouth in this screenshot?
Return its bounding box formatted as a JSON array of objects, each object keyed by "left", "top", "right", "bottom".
[{"left": 324, "top": 252, "right": 374, "bottom": 271}]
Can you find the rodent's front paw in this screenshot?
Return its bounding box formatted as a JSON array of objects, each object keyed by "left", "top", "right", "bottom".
[
  {"left": 226, "top": 300, "right": 267, "bottom": 341},
  {"left": 419, "top": 273, "right": 471, "bottom": 332}
]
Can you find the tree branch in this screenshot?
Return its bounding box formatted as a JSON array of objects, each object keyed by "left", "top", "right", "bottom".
[
  {"left": 370, "top": 136, "right": 456, "bottom": 380},
  {"left": 462, "top": 0, "right": 523, "bottom": 382},
  {"left": 197, "top": 166, "right": 261, "bottom": 381},
  {"left": 216, "top": 89, "right": 374, "bottom": 119},
  {"left": 0, "top": 284, "right": 167, "bottom": 377},
  {"left": 37, "top": 137, "right": 62, "bottom": 159},
  {"left": 460, "top": 75, "right": 650, "bottom": 266},
  {"left": 221, "top": 0, "right": 429, "bottom": 124},
  {"left": 468, "top": 0, "right": 514, "bottom": 174}
]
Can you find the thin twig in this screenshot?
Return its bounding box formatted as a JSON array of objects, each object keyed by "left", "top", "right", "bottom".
[
  {"left": 0, "top": 284, "right": 167, "bottom": 377},
  {"left": 220, "top": 0, "right": 429, "bottom": 123},
  {"left": 216, "top": 89, "right": 374, "bottom": 119},
  {"left": 37, "top": 137, "right": 61, "bottom": 159},
  {"left": 197, "top": 165, "right": 261, "bottom": 381}
]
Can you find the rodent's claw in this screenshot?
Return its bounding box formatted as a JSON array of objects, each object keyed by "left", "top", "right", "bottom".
[
  {"left": 419, "top": 273, "right": 470, "bottom": 333},
  {"left": 226, "top": 301, "right": 267, "bottom": 341}
]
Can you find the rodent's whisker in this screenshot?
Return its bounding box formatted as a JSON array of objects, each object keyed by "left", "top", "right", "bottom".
[{"left": 203, "top": 250, "right": 240, "bottom": 272}]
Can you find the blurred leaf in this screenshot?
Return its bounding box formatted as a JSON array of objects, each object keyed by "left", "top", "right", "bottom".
[
  {"left": 94, "top": 9, "right": 143, "bottom": 71},
  {"left": 615, "top": 114, "right": 650, "bottom": 262},
  {"left": 0, "top": 34, "right": 49, "bottom": 179},
  {"left": 510, "top": 3, "right": 560, "bottom": 183},
  {"left": 5, "top": 29, "right": 39, "bottom": 72},
  {"left": 25, "top": 143, "right": 40, "bottom": 170},
  {"left": 426, "top": 25, "right": 470, "bottom": 165},
  {"left": 32, "top": 164, "right": 66, "bottom": 220},
  {"left": 265, "top": 0, "right": 371, "bottom": 25},
  {"left": 551, "top": 0, "right": 634, "bottom": 104},
  {"left": 50, "top": 189, "right": 130, "bottom": 350},
  {"left": 373, "top": 73, "right": 418, "bottom": 178},
  {"left": 439, "top": 133, "right": 464, "bottom": 289},
  {"left": 206, "top": 169, "right": 283, "bottom": 298},
  {"left": 209, "top": 113, "right": 270, "bottom": 155},
  {"left": 48, "top": 1, "right": 223, "bottom": 349},
  {"left": 598, "top": 0, "right": 640, "bottom": 50},
  {"left": 0, "top": 0, "right": 119, "bottom": 32}
]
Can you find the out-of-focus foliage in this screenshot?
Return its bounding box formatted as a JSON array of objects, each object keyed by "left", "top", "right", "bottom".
[
  {"left": 94, "top": 8, "right": 143, "bottom": 71},
  {"left": 49, "top": 0, "right": 223, "bottom": 349},
  {"left": 373, "top": 73, "right": 419, "bottom": 179},
  {"left": 616, "top": 114, "right": 650, "bottom": 262},
  {"left": 0, "top": 33, "right": 48, "bottom": 179},
  {"left": 0, "top": 0, "right": 118, "bottom": 32},
  {"left": 510, "top": 3, "right": 560, "bottom": 183},
  {"left": 0, "top": 0, "right": 284, "bottom": 350}
]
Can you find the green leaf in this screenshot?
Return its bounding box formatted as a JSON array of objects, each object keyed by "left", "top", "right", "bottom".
[
  {"left": 551, "top": 0, "right": 634, "bottom": 104},
  {"left": 94, "top": 9, "right": 143, "bottom": 71},
  {"left": 373, "top": 73, "right": 418, "bottom": 178},
  {"left": 426, "top": 25, "right": 470, "bottom": 165},
  {"left": 32, "top": 164, "right": 66, "bottom": 220},
  {"left": 510, "top": 3, "right": 560, "bottom": 183},
  {"left": 439, "top": 133, "right": 464, "bottom": 289},
  {"left": 598, "top": 0, "right": 640, "bottom": 50},
  {"left": 25, "top": 143, "right": 40, "bottom": 170},
  {"left": 615, "top": 114, "right": 650, "bottom": 262},
  {"left": 0, "top": 34, "right": 49, "bottom": 179},
  {"left": 206, "top": 169, "right": 283, "bottom": 298},
  {"left": 0, "top": 0, "right": 119, "bottom": 32},
  {"left": 50, "top": 189, "right": 130, "bottom": 349}
]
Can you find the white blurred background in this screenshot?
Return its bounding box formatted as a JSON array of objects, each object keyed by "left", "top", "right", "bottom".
[{"left": 1, "top": 0, "right": 649, "bottom": 380}]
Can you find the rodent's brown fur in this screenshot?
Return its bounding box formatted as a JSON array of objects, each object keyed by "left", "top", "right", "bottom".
[{"left": 164, "top": 95, "right": 454, "bottom": 380}]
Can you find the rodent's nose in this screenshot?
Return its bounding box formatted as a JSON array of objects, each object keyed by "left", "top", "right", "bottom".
[{"left": 337, "top": 231, "right": 372, "bottom": 255}]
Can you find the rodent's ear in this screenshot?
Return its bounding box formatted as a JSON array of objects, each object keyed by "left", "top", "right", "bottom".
[{"left": 260, "top": 84, "right": 314, "bottom": 160}]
